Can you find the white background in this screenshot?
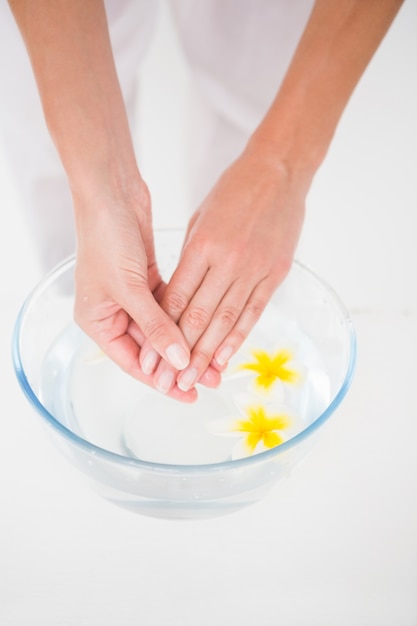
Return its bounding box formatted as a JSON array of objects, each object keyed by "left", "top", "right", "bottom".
[{"left": 1, "top": 1, "right": 416, "bottom": 624}]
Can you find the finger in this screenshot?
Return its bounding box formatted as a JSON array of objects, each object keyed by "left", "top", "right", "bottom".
[
  {"left": 125, "top": 284, "right": 190, "bottom": 371},
  {"left": 137, "top": 252, "right": 211, "bottom": 381},
  {"left": 126, "top": 319, "right": 146, "bottom": 345},
  {"left": 153, "top": 360, "right": 177, "bottom": 395},
  {"left": 135, "top": 278, "right": 166, "bottom": 377},
  {"left": 93, "top": 317, "right": 197, "bottom": 403},
  {"left": 154, "top": 356, "right": 221, "bottom": 394},
  {"left": 177, "top": 278, "right": 273, "bottom": 390},
  {"left": 139, "top": 340, "right": 161, "bottom": 376},
  {"left": 175, "top": 265, "right": 236, "bottom": 349},
  {"left": 127, "top": 323, "right": 160, "bottom": 376},
  {"left": 196, "top": 365, "right": 222, "bottom": 388},
  {"left": 161, "top": 247, "right": 209, "bottom": 326},
  {"left": 212, "top": 279, "right": 276, "bottom": 369},
  {"left": 160, "top": 266, "right": 236, "bottom": 392},
  {"left": 175, "top": 277, "right": 251, "bottom": 391}
]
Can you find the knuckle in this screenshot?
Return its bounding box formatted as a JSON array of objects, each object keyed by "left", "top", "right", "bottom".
[
  {"left": 73, "top": 311, "right": 113, "bottom": 346},
  {"left": 245, "top": 298, "right": 265, "bottom": 323},
  {"left": 164, "top": 290, "right": 189, "bottom": 317},
  {"left": 193, "top": 345, "right": 213, "bottom": 368},
  {"left": 73, "top": 303, "right": 97, "bottom": 335},
  {"left": 142, "top": 316, "right": 167, "bottom": 342},
  {"left": 218, "top": 306, "right": 239, "bottom": 328},
  {"left": 184, "top": 306, "right": 210, "bottom": 331},
  {"left": 230, "top": 326, "right": 246, "bottom": 346}
]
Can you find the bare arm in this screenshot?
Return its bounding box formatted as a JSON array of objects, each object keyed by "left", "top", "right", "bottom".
[
  {"left": 149, "top": 0, "right": 404, "bottom": 392},
  {"left": 253, "top": 0, "right": 404, "bottom": 176},
  {"left": 8, "top": 0, "right": 204, "bottom": 400},
  {"left": 8, "top": 0, "right": 134, "bottom": 194}
]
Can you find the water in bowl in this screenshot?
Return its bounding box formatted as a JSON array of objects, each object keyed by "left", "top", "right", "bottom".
[{"left": 39, "top": 302, "right": 332, "bottom": 466}]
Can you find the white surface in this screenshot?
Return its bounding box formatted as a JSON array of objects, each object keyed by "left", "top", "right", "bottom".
[{"left": 1, "top": 2, "right": 416, "bottom": 624}]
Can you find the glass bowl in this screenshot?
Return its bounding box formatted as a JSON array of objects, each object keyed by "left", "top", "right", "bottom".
[{"left": 12, "top": 230, "right": 356, "bottom": 520}]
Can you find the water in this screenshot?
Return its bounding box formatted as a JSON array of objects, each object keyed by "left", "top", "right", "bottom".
[{"left": 39, "top": 304, "right": 331, "bottom": 465}]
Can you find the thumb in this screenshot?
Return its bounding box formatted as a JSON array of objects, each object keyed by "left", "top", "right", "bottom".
[{"left": 128, "top": 285, "right": 190, "bottom": 371}]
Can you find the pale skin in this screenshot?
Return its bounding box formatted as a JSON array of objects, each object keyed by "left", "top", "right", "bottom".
[{"left": 8, "top": 0, "right": 403, "bottom": 400}]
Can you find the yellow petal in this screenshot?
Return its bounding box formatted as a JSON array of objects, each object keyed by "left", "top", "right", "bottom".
[
  {"left": 262, "top": 431, "right": 284, "bottom": 449},
  {"left": 245, "top": 432, "right": 262, "bottom": 453},
  {"left": 238, "top": 348, "right": 299, "bottom": 389}
]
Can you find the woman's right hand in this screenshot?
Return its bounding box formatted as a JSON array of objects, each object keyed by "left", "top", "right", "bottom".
[{"left": 72, "top": 179, "right": 203, "bottom": 402}]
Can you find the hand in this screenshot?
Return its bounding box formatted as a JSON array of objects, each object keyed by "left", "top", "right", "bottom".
[
  {"left": 72, "top": 179, "right": 197, "bottom": 402},
  {"left": 140, "top": 144, "right": 308, "bottom": 393}
]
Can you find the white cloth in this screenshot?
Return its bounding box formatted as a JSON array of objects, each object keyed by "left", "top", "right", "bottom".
[
  {"left": 169, "top": 0, "right": 314, "bottom": 204},
  {"left": 0, "top": 0, "right": 313, "bottom": 271}
]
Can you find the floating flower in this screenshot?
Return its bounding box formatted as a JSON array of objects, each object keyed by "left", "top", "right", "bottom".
[
  {"left": 207, "top": 400, "right": 294, "bottom": 460},
  {"left": 237, "top": 348, "right": 300, "bottom": 391}
]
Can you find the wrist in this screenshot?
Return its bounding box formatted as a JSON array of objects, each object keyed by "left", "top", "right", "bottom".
[
  {"left": 48, "top": 99, "right": 141, "bottom": 203},
  {"left": 247, "top": 88, "right": 336, "bottom": 191},
  {"left": 68, "top": 152, "right": 145, "bottom": 209},
  {"left": 72, "top": 169, "right": 150, "bottom": 219},
  {"left": 70, "top": 161, "right": 151, "bottom": 251},
  {"left": 244, "top": 119, "right": 322, "bottom": 198}
]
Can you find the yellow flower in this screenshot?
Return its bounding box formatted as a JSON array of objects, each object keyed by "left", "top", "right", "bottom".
[
  {"left": 232, "top": 405, "right": 291, "bottom": 455},
  {"left": 238, "top": 348, "right": 299, "bottom": 391},
  {"left": 207, "top": 402, "right": 293, "bottom": 460}
]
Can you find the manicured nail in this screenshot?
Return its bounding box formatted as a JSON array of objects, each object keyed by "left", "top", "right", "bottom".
[
  {"left": 165, "top": 343, "right": 189, "bottom": 370},
  {"left": 215, "top": 345, "right": 233, "bottom": 367},
  {"left": 141, "top": 349, "right": 159, "bottom": 375},
  {"left": 155, "top": 370, "right": 175, "bottom": 395},
  {"left": 177, "top": 367, "right": 198, "bottom": 392}
]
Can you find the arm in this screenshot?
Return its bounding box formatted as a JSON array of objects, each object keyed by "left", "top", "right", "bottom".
[
  {"left": 251, "top": 0, "right": 404, "bottom": 177},
  {"left": 146, "top": 0, "right": 403, "bottom": 392},
  {"left": 8, "top": 0, "right": 202, "bottom": 400}
]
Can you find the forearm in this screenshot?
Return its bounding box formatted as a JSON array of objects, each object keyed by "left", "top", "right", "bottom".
[
  {"left": 8, "top": 0, "right": 140, "bottom": 202},
  {"left": 250, "top": 0, "right": 404, "bottom": 182}
]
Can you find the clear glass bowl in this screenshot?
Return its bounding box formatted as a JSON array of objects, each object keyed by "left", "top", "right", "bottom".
[{"left": 12, "top": 230, "right": 356, "bottom": 520}]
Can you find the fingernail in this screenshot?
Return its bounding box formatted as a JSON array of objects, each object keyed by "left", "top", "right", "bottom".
[
  {"left": 165, "top": 343, "right": 189, "bottom": 370},
  {"left": 215, "top": 345, "right": 233, "bottom": 367},
  {"left": 155, "top": 371, "right": 175, "bottom": 395},
  {"left": 141, "top": 349, "right": 159, "bottom": 376},
  {"left": 177, "top": 367, "right": 198, "bottom": 392}
]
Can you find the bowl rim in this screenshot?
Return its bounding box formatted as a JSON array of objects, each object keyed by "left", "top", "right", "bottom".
[{"left": 12, "top": 250, "right": 356, "bottom": 474}]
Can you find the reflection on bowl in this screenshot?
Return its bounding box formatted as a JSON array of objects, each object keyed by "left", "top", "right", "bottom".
[{"left": 12, "top": 230, "right": 356, "bottom": 520}]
